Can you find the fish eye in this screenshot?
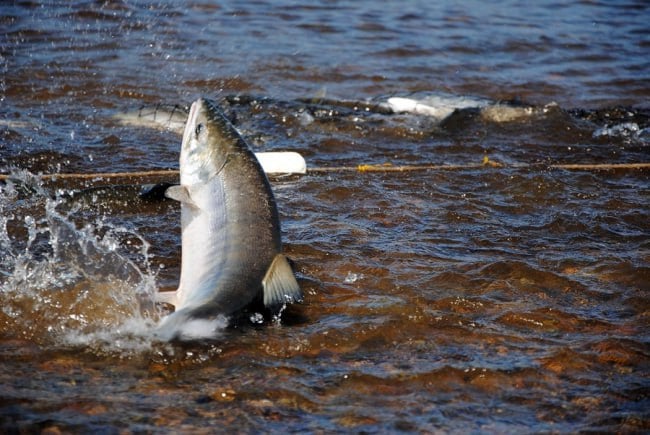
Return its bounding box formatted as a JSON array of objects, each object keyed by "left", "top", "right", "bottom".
[{"left": 195, "top": 123, "right": 204, "bottom": 137}]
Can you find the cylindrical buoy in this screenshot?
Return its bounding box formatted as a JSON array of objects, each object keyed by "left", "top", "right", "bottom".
[{"left": 254, "top": 152, "right": 307, "bottom": 175}]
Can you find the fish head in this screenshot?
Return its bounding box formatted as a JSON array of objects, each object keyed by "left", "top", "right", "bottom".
[{"left": 179, "top": 98, "right": 235, "bottom": 186}]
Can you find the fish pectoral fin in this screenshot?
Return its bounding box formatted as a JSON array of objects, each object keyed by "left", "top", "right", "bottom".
[
  {"left": 165, "top": 185, "right": 198, "bottom": 208},
  {"left": 262, "top": 254, "right": 303, "bottom": 308},
  {"left": 154, "top": 290, "right": 179, "bottom": 308}
]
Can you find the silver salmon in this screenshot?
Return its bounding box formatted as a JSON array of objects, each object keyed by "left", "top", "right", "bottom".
[{"left": 155, "top": 98, "right": 301, "bottom": 340}]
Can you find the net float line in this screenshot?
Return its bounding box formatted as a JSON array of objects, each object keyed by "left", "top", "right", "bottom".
[
  {"left": 310, "top": 161, "right": 650, "bottom": 173},
  {"left": 0, "top": 160, "right": 648, "bottom": 186}
]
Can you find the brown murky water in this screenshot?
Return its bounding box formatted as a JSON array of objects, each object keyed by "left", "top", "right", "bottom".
[{"left": 1, "top": 1, "right": 649, "bottom": 432}]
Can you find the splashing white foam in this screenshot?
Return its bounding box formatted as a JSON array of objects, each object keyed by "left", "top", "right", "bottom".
[
  {"left": 0, "top": 171, "right": 163, "bottom": 352},
  {"left": 171, "top": 316, "right": 229, "bottom": 341},
  {"left": 593, "top": 122, "right": 645, "bottom": 139}
]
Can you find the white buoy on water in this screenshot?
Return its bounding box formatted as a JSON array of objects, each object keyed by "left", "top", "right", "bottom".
[{"left": 254, "top": 151, "right": 307, "bottom": 175}]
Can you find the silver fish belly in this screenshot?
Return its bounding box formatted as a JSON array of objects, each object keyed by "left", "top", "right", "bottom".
[{"left": 155, "top": 98, "right": 301, "bottom": 340}]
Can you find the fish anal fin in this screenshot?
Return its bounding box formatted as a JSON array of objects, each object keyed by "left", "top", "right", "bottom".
[
  {"left": 165, "top": 185, "right": 198, "bottom": 208},
  {"left": 154, "top": 290, "right": 179, "bottom": 308},
  {"left": 262, "top": 254, "right": 302, "bottom": 308}
]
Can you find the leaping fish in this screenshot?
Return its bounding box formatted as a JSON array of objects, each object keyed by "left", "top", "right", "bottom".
[{"left": 155, "top": 98, "right": 302, "bottom": 340}]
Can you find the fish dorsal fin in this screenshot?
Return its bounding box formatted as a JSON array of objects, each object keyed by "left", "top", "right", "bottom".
[
  {"left": 262, "top": 254, "right": 302, "bottom": 308},
  {"left": 165, "top": 185, "right": 198, "bottom": 208}
]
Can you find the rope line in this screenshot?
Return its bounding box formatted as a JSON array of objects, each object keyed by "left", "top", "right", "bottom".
[
  {"left": 0, "top": 162, "right": 648, "bottom": 183},
  {"left": 309, "top": 162, "right": 650, "bottom": 173}
]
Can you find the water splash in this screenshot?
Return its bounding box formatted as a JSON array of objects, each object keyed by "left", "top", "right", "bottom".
[
  {"left": 0, "top": 171, "right": 162, "bottom": 351},
  {"left": 593, "top": 122, "right": 648, "bottom": 143}
]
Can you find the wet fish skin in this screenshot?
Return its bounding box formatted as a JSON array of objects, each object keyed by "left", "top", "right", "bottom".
[{"left": 156, "top": 98, "right": 301, "bottom": 340}]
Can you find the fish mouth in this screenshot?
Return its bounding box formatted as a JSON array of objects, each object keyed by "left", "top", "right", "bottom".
[{"left": 181, "top": 99, "right": 201, "bottom": 147}]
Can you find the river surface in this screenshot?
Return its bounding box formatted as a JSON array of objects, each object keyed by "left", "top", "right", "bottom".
[{"left": 1, "top": 1, "right": 649, "bottom": 433}]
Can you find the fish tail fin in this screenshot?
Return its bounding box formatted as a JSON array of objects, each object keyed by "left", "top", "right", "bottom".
[
  {"left": 262, "top": 254, "right": 302, "bottom": 309},
  {"left": 154, "top": 308, "right": 187, "bottom": 341}
]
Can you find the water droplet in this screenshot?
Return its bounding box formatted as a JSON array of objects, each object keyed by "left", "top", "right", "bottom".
[
  {"left": 249, "top": 312, "right": 264, "bottom": 324},
  {"left": 344, "top": 272, "right": 362, "bottom": 283}
]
